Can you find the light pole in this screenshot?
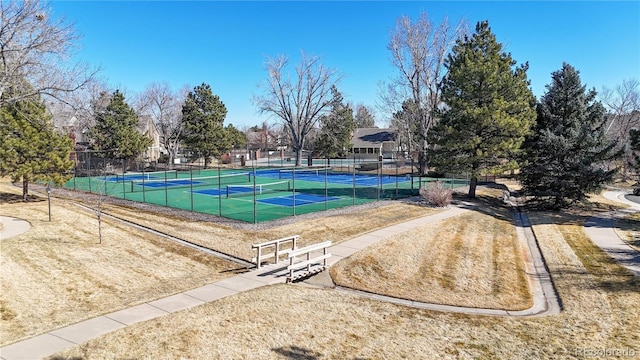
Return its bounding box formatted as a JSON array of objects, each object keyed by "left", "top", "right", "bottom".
[{"left": 46, "top": 183, "right": 51, "bottom": 222}]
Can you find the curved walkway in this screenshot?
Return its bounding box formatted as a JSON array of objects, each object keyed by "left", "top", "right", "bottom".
[
  {"left": 0, "top": 200, "right": 561, "bottom": 360},
  {"left": 0, "top": 216, "right": 31, "bottom": 240},
  {"left": 333, "top": 206, "right": 561, "bottom": 317},
  {"left": 583, "top": 190, "right": 640, "bottom": 278}
]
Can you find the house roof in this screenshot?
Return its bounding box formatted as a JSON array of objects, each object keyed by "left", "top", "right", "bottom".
[{"left": 351, "top": 128, "right": 396, "bottom": 148}]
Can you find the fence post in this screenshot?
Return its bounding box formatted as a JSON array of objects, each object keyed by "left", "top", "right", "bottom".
[
  {"left": 190, "top": 166, "right": 194, "bottom": 212},
  {"left": 352, "top": 154, "right": 356, "bottom": 205},
  {"left": 253, "top": 160, "right": 257, "bottom": 224},
  {"left": 121, "top": 159, "right": 126, "bottom": 199},
  {"left": 324, "top": 161, "right": 328, "bottom": 211},
  {"left": 164, "top": 168, "right": 168, "bottom": 207},
  {"left": 218, "top": 166, "right": 222, "bottom": 217},
  {"left": 292, "top": 167, "right": 296, "bottom": 216}
]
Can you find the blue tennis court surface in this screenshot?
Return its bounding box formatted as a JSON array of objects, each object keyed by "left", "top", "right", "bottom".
[
  {"left": 100, "top": 175, "right": 166, "bottom": 182},
  {"left": 141, "top": 179, "right": 205, "bottom": 188},
  {"left": 254, "top": 169, "right": 409, "bottom": 186},
  {"left": 192, "top": 188, "right": 225, "bottom": 196},
  {"left": 257, "top": 193, "right": 339, "bottom": 207}
]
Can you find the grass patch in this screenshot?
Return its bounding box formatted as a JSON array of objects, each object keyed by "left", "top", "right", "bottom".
[
  {"left": 98, "top": 201, "right": 441, "bottom": 261},
  {"left": 331, "top": 193, "right": 532, "bottom": 311},
  {"left": 0, "top": 180, "right": 439, "bottom": 347},
  {"left": 614, "top": 213, "right": 640, "bottom": 252},
  {"left": 4, "top": 179, "right": 639, "bottom": 358}
]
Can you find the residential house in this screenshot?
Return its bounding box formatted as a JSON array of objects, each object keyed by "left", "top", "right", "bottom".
[{"left": 350, "top": 128, "right": 398, "bottom": 159}]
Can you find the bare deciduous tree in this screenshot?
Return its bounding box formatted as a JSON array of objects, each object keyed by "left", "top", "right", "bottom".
[
  {"left": 253, "top": 51, "right": 341, "bottom": 166},
  {"left": 380, "top": 12, "right": 466, "bottom": 174},
  {"left": 136, "top": 82, "right": 185, "bottom": 165},
  {"left": 601, "top": 79, "right": 640, "bottom": 178},
  {"left": 0, "top": 0, "right": 98, "bottom": 105}
]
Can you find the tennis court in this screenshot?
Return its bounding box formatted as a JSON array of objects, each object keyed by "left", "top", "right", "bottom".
[{"left": 64, "top": 166, "right": 468, "bottom": 223}]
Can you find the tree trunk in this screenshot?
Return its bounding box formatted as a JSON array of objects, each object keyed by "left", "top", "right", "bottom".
[
  {"left": 98, "top": 213, "right": 102, "bottom": 244},
  {"left": 22, "top": 176, "right": 29, "bottom": 201},
  {"left": 468, "top": 176, "right": 477, "bottom": 198},
  {"left": 295, "top": 149, "right": 302, "bottom": 167},
  {"left": 418, "top": 150, "right": 428, "bottom": 176}
]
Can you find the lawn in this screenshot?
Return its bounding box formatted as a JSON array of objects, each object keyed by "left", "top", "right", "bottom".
[
  {"left": 3, "top": 179, "right": 639, "bottom": 358},
  {"left": 50, "top": 205, "right": 640, "bottom": 359},
  {"left": 0, "top": 180, "right": 440, "bottom": 347},
  {"left": 330, "top": 192, "right": 532, "bottom": 310}
]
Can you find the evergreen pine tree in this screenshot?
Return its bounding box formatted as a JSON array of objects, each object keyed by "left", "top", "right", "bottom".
[
  {"left": 0, "top": 97, "right": 74, "bottom": 200},
  {"left": 354, "top": 104, "right": 376, "bottom": 128},
  {"left": 430, "top": 21, "right": 536, "bottom": 197},
  {"left": 520, "top": 63, "right": 619, "bottom": 208},
  {"left": 90, "top": 90, "right": 152, "bottom": 169},
  {"left": 315, "top": 86, "right": 355, "bottom": 159},
  {"left": 180, "top": 83, "right": 229, "bottom": 168}
]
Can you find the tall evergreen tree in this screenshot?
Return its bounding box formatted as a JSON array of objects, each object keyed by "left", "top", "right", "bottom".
[
  {"left": 225, "top": 124, "right": 247, "bottom": 150},
  {"left": 315, "top": 86, "right": 355, "bottom": 159},
  {"left": 0, "top": 97, "right": 74, "bottom": 200},
  {"left": 520, "top": 63, "right": 620, "bottom": 208},
  {"left": 430, "top": 21, "right": 536, "bottom": 197},
  {"left": 354, "top": 104, "right": 376, "bottom": 128},
  {"left": 90, "top": 90, "right": 151, "bottom": 169},
  {"left": 180, "top": 83, "right": 229, "bottom": 168}
]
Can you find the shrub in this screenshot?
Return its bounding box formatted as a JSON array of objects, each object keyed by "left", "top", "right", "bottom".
[
  {"left": 419, "top": 181, "right": 453, "bottom": 207},
  {"left": 220, "top": 154, "right": 232, "bottom": 164}
]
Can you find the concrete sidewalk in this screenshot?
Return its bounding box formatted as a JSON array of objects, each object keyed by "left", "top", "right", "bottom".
[
  {"left": 0, "top": 201, "right": 560, "bottom": 360},
  {"left": 583, "top": 191, "right": 640, "bottom": 278},
  {"left": 0, "top": 216, "right": 31, "bottom": 240}
]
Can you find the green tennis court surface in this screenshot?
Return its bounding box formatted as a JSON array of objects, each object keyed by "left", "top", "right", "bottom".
[{"left": 64, "top": 167, "right": 468, "bottom": 223}]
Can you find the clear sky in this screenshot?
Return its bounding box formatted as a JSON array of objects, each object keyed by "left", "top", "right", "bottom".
[{"left": 50, "top": 1, "right": 640, "bottom": 128}]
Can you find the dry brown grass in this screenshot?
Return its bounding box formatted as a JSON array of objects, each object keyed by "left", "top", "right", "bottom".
[
  {"left": 100, "top": 201, "right": 440, "bottom": 261},
  {"left": 0, "top": 182, "right": 243, "bottom": 346},
  {"left": 615, "top": 213, "right": 640, "bottom": 252},
  {"left": 0, "top": 180, "right": 438, "bottom": 347},
  {"left": 50, "top": 209, "right": 640, "bottom": 359},
  {"left": 5, "top": 178, "right": 640, "bottom": 358},
  {"left": 330, "top": 205, "right": 531, "bottom": 310}
]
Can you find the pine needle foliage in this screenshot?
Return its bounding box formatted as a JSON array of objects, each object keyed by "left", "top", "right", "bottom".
[
  {"left": 430, "top": 21, "right": 536, "bottom": 198},
  {"left": 519, "top": 63, "right": 620, "bottom": 209},
  {"left": 0, "top": 97, "right": 74, "bottom": 199}
]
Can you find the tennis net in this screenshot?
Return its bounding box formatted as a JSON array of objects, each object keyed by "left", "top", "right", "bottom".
[
  {"left": 115, "top": 170, "right": 178, "bottom": 182},
  {"left": 226, "top": 180, "right": 291, "bottom": 198},
  {"left": 277, "top": 167, "right": 331, "bottom": 179},
  {"left": 130, "top": 172, "right": 251, "bottom": 192}
]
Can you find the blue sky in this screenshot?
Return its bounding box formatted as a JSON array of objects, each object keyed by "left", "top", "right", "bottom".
[{"left": 51, "top": 1, "right": 639, "bottom": 128}]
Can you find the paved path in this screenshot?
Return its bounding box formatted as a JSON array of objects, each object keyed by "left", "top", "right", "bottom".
[
  {"left": 0, "top": 201, "right": 558, "bottom": 360},
  {"left": 0, "top": 216, "right": 31, "bottom": 240},
  {"left": 582, "top": 190, "right": 640, "bottom": 278}
]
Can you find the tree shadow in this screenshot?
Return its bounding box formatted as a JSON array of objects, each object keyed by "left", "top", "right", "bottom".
[
  {"left": 272, "top": 345, "right": 323, "bottom": 360},
  {"left": 0, "top": 191, "right": 43, "bottom": 204}
]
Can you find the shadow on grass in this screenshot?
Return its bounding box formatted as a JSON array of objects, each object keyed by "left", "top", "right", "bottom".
[
  {"left": 550, "top": 268, "right": 639, "bottom": 294},
  {"left": 0, "top": 191, "right": 43, "bottom": 204},
  {"left": 272, "top": 345, "right": 322, "bottom": 360}
]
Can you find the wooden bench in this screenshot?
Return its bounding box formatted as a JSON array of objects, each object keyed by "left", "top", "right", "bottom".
[
  {"left": 252, "top": 235, "right": 299, "bottom": 269},
  {"left": 286, "top": 241, "right": 332, "bottom": 283}
]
